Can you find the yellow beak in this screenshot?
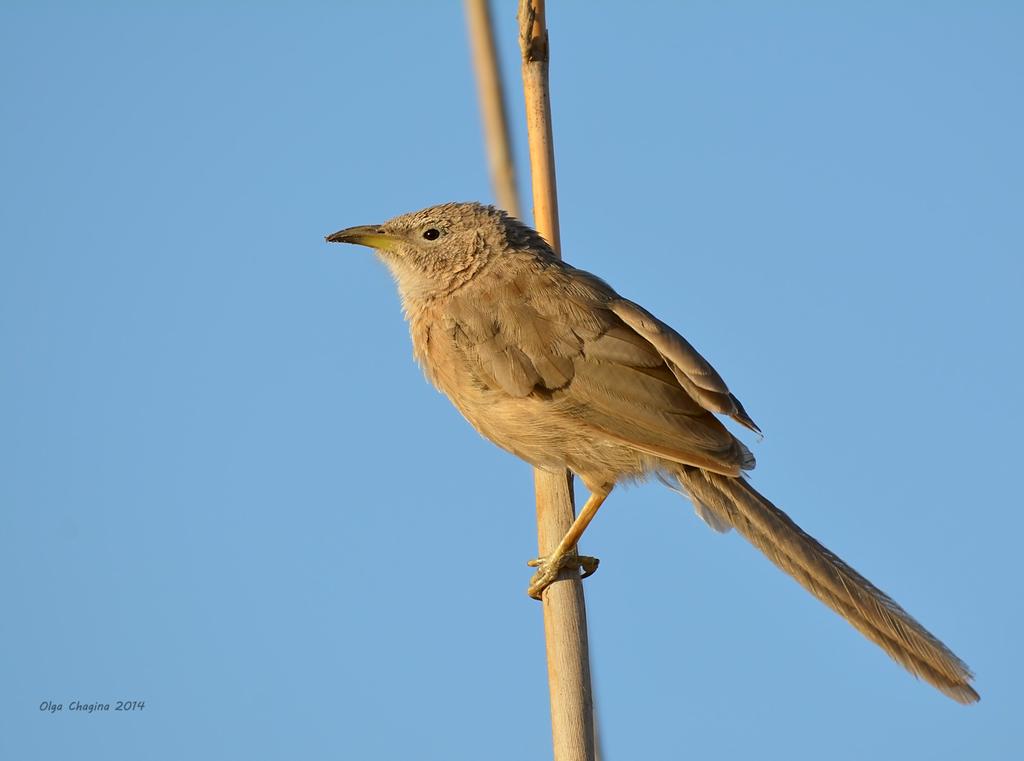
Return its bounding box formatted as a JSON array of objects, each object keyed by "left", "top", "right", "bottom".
[{"left": 324, "top": 225, "right": 399, "bottom": 252}]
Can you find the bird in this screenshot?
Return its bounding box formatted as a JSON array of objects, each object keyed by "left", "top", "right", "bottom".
[{"left": 325, "top": 201, "right": 978, "bottom": 704}]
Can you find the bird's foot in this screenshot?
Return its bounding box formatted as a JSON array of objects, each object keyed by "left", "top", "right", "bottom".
[{"left": 526, "top": 553, "right": 600, "bottom": 600}]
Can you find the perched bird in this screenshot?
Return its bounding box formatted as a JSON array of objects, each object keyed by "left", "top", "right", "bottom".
[{"left": 325, "top": 201, "right": 977, "bottom": 703}]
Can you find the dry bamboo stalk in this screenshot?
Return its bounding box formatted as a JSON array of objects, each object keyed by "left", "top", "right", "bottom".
[
  {"left": 464, "top": 0, "right": 521, "bottom": 218},
  {"left": 518, "top": 0, "right": 560, "bottom": 251},
  {"left": 517, "top": 3, "right": 595, "bottom": 760},
  {"left": 463, "top": 3, "right": 597, "bottom": 757}
]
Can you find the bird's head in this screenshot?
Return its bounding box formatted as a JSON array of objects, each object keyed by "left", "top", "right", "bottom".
[{"left": 325, "top": 202, "right": 551, "bottom": 300}]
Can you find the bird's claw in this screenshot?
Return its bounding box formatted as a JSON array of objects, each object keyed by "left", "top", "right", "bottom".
[{"left": 526, "top": 554, "right": 600, "bottom": 600}]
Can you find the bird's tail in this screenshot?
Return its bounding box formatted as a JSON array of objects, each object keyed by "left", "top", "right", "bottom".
[{"left": 674, "top": 466, "right": 978, "bottom": 703}]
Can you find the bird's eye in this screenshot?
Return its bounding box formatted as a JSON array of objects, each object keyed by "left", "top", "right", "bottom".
[{"left": 422, "top": 228, "right": 441, "bottom": 241}]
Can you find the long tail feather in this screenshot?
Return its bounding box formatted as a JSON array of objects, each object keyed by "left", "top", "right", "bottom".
[{"left": 675, "top": 466, "right": 978, "bottom": 703}]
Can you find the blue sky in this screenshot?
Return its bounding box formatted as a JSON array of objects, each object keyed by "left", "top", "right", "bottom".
[{"left": 2, "top": 2, "right": 1021, "bottom": 759}]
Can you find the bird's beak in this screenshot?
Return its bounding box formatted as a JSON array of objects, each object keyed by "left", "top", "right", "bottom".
[{"left": 324, "top": 225, "right": 398, "bottom": 252}]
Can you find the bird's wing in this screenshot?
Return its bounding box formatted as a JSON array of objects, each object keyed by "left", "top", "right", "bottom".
[
  {"left": 445, "top": 263, "right": 753, "bottom": 476},
  {"left": 609, "top": 298, "right": 761, "bottom": 434}
]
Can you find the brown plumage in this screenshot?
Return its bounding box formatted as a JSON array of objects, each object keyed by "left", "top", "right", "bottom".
[{"left": 325, "top": 201, "right": 977, "bottom": 703}]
